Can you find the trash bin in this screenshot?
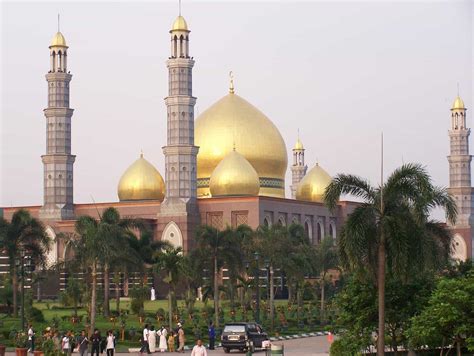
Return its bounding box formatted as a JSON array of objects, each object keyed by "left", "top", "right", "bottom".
[{"left": 268, "top": 344, "right": 283, "bottom": 356}]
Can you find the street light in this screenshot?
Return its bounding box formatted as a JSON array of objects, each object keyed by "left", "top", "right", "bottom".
[
  {"left": 254, "top": 252, "right": 260, "bottom": 324},
  {"left": 20, "top": 249, "right": 25, "bottom": 331}
]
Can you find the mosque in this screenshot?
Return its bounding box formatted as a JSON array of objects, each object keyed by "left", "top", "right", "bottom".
[{"left": 0, "top": 13, "right": 472, "bottom": 294}]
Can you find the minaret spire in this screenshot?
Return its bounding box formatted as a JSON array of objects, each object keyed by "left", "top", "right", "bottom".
[
  {"left": 290, "top": 132, "right": 307, "bottom": 199},
  {"left": 158, "top": 13, "right": 199, "bottom": 252},
  {"left": 447, "top": 92, "right": 473, "bottom": 260},
  {"left": 58, "top": 13, "right": 60, "bottom": 32},
  {"left": 229, "top": 71, "right": 235, "bottom": 94},
  {"left": 40, "top": 26, "right": 75, "bottom": 220}
]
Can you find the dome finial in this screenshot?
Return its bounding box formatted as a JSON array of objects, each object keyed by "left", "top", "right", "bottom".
[
  {"left": 229, "top": 71, "right": 235, "bottom": 94},
  {"left": 140, "top": 149, "right": 144, "bottom": 158},
  {"left": 57, "top": 13, "right": 60, "bottom": 32}
]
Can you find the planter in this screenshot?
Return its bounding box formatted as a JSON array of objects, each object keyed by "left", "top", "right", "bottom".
[
  {"left": 15, "top": 348, "right": 28, "bottom": 356},
  {"left": 0, "top": 345, "right": 5, "bottom": 356},
  {"left": 34, "top": 351, "right": 44, "bottom": 356}
]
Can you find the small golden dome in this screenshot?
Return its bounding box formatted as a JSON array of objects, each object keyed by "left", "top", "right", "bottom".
[
  {"left": 294, "top": 138, "right": 304, "bottom": 150},
  {"left": 118, "top": 153, "right": 165, "bottom": 202},
  {"left": 195, "top": 92, "right": 287, "bottom": 198},
  {"left": 296, "top": 163, "right": 332, "bottom": 203},
  {"left": 209, "top": 149, "right": 260, "bottom": 197},
  {"left": 171, "top": 15, "right": 189, "bottom": 31},
  {"left": 50, "top": 32, "right": 67, "bottom": 47},
  {"left": 452, "top": 96, "right": 465, "bottom": 110}
]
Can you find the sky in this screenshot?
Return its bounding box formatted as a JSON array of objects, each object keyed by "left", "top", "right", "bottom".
[{"left": 1, "top": 1, "right": 472, "bottom": 220}]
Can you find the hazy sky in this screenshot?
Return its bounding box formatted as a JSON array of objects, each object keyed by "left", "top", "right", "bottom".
[{"left": 1, "top": 1, "right": 472, "bottom": 213}]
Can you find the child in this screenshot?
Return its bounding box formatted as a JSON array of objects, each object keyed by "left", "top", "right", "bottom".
[{"left": 167, "top": 332, "right": 175, "bottom": 352}]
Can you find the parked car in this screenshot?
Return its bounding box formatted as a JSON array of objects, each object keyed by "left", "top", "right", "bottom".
[{"left": 221, "top": 322, "right": 269, "bottom": 353}]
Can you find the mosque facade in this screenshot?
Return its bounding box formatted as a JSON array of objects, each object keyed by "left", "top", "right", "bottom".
[{"left": 0, "top": 14, "right": 472, "bottom": 294}]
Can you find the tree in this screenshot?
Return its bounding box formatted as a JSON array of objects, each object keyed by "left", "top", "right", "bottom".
[
  {"left": 334, "top": 273, "right": 435, "bottom": 355},
  {"left": 408, "top": 269, "right": 474, "bottom": 356},
  {"left": 0, "top": 209, "right": 50, "bottom": 317},
  {"left": 255, "top": 223, "right": 309, "bottom": 330},
  {"left": 98, "top": 208, "right": 144, "bottom": 317},
  {"left": 315, "top": 236, "right": 338, "bottom": 323},
  {"left": 73, "top": 213, "right": 129, "bottom": 335},
  {"left": 154, "top": 246, "right": 185, "bottom": 330},
  {"left": 324, "top": 163, "right": 457, "bottom": 355},
  {"left": 195, "top": 225, "right": 242, "bottom": 328}
]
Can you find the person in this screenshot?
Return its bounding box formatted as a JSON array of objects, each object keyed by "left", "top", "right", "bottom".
[
  {"left": 62, "top": 331, "right": 72, "bottom": 356},
  {"left": 157, "top": 326, "right": 167, "bottom": 353},
  {"left": 27, "top": 324, "right": 35, "bottom": 353},
  {"left": 208, "top": 322, "right": 215, "bottom": 350},
  {"left": 53, "top": 331, "right": 61, "bottom": 353},
  {"left": 177, "top": 323, "right": 185, "bottom": 353},
  {"left": 78, "top": 330, "right": 89, "bottom": 356},
  {"left": 148, "top": 326, "right": 156, "bottom": 353},
  {"left": 105, "top": 330, "right": 115, "bottom": 356},
  {"left": 91, "top": 329, "right": 101, "bottom": 356},
  {"left": 190, "top": 340, "right": 207, "bottom": 356},
  {"left": 150, "top": 287, "right": 156, "bottom": 301},
  {"left": 140, "top": 324, "right": 151, "bottom": 355},
  {"left": 167, "top": 332, "right": 175, "bottom": 353}
]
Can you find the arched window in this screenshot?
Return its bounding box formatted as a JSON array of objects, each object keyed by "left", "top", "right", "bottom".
[
  {"left": 304, "top": 220, "right": 312, "bottom": 243},
  {"left": 179, "top": 35, "right": 184, "bottom": 57},
  {"left": 316, "top": 223, "right": 322, "bottom": 244},
  {"left": 173, "top": 35, "right": 178, "bottom": 57},
  {"left": 263, "top": 217, "right": 270, "bottom": 227},
  {"left": 329, "top": 224, "right": 333, "bottom": 238}
]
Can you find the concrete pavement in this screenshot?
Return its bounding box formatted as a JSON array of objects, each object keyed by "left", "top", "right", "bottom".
[{"left": 5, "top": 336, "right": 331, "bottom": 356}]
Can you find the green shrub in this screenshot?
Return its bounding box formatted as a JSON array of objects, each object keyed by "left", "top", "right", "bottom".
[{"left": 27, "top": 306, "right": 45, "bottom": 322}]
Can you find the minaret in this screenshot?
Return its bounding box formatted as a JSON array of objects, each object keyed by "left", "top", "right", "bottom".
[
  {"left": 447, "top": 94, "right": 473, "bottom": 259},
  {"left": 39, "top": 29, "right": 75, "bottom": 220},
  {"left": 158, "top": 14, "right": 199, "bottom": 250},
  {"left": 290, "top": 135, "right": 307, "bottom": 199}
]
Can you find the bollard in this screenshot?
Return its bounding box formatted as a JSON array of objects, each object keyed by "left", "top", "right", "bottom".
[{"left": 271, "top": 343, "right": 284, "bottom": 355}]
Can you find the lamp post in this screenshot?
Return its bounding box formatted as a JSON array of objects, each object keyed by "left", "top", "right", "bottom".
[
  {"left": 254, "top": 252, "right": 260, "bottom": 324},
  {"left": 20, "top": 249, "right": 25, "bottom": 331}
]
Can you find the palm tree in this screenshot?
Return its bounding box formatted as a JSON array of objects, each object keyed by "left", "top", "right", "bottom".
[
  {"left": 315, "top": 236, "right": 338, "bottom": 323},
  {"left": 154, "top": 246, "right": 185, "bottom": 330},
  {"left": 0, "top": 209, "right": 50, "bottom": 317},
  {"left": 255, "top": 223, "right": 308, "bottom": 330},
  {"left": 99, "top": 208, "right": 144, "bottom": 317},
  {"left": 74, "top": 213, "right": 130, "bottom": 335},
  {"left": 324, "top": 163, "right": 457, "bottom": 356},
  {"left": 195, "top": 225, "right": 242, "bottom": 328}
]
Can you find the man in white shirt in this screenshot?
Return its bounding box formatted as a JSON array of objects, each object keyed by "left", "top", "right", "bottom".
[
  {"left": 140, "top": 324, "right": 151, "bottom": 355},
  {"left": 191, "top": 340, "right": 207, "bottom": 356},
  {"left": 27, "top": 324, "right": 35, "bottom": 353}
]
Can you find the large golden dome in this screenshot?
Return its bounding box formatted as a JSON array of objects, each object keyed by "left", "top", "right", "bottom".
[
  {"left": 50, "top": 32, "right": 67, "bottom": 47},
  {"left": 118, "top": 153, "right": 165, "bottom": 202},
  {"left": 209, "top": 149, "right": 260, "bottom": 197},
  {"left": 296, "top": 163, "right": 332, "bottom": 203},
  {"left": 195, "top": 91, "right": 287, "bottom": 198}
]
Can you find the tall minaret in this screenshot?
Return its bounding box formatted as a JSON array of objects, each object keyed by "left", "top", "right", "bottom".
[
  {"left": 290, "top": 135, "right": 307, "bottom": 199},
  {"left": 158, "top": 14, "right": 199, "bottom": 250},
  {"left": 447, "top": 94, "right": 473, "bottom": 259},
  {"left": 39, "top": 29, "right": 75, "bottom": 220}
]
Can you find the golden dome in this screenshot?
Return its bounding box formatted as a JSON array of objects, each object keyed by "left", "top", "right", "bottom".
[
  {"left": 118, "top": 153, "right": 165, "bottom": 202},
  {"left": 50, "top": 32, "right": 67, "bottom": 47},
  {"left": 296, "top": 163, "right": 332, "bottom": 203},
  {"left": 209, "top": 149, "right": 260, "bottom": 197},
  {"left": 452, "top": 96, "right": 465, "bottom": 110},
  {"left": 195, "top": 92, "right": 288, "bottom": 198},
  {"left": 171, "top": 15, "right": 189, "bottom": 31},
  {"left": 294, "top": 138, "right": 304, "bottom": 150}
]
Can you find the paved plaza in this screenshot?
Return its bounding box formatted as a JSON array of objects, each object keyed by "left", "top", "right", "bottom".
[{"left": 4, "top": 336, "right": 330, "bottom": 356}]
